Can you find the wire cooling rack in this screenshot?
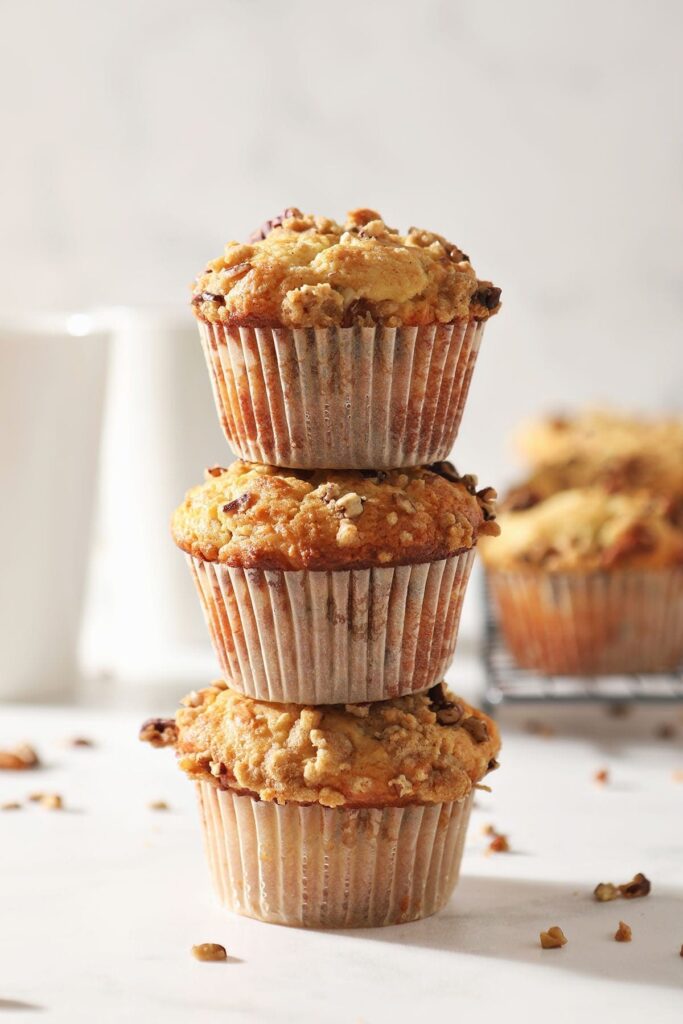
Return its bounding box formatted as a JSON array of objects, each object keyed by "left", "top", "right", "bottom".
[{"left": 482, "top": 583, "right": 683, "bottom": 708}]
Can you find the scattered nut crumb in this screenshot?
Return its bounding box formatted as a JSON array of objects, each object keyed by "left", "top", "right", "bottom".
[
  {"left": 672, "top": 770, "right": 683, "bottom": 783},
  {"left": 39, "top": 794, "right": 63, "bottom": 811},
  {"left": 618, "top": 872, "right": 651, "bottom": 899},
  {"left": 656, "top": 723, "right": 676, "bottom": 740},
  {"left": 139, "top": 718, "right": 178, "bottom": 748},
  {"left": 1, "top": 801, "right": 21, "bottom": 811},
  {"left": 148, "top": 800, "right": 169, "bottom": 811},
  {"left": 482, "top": 823, "right": 496, "bottom": 836},
  {"left": 192, "top": 943, "right": 227, "bottom": 962},
  {"left": 0, "top": 744, "right": 40, "bottom": 770},
  {"left": 594, "top": 882, "right": 620, "bottom": 902},
  {"left": 594, "top": 873, "right": 651, "bottom": 901},
  {"left": 540, "top": 926, "right": 567, "bottom": 949},
  {"left": 525, "top": 720, "right": 555, "bottom": 737},
  {"left": 68, "top": 737, "right": 95, "bottom": 748},
  {"left": 615, "top": 921, "right": 632, "bottom": 942},
  {"left": 488, "top": 833, "right": 510, "bottom": 854},
  {"left": 335, "top": 492, "right": 364, "bottom": 518},
  {"left": 594, "top": 769, "right": 609, "bottom": 784}
]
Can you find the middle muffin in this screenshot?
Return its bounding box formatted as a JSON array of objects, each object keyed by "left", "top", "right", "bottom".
[{"left": 173, "top": 460, "right": 499, "bottom": 704}]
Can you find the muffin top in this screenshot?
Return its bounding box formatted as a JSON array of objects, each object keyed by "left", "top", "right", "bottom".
[
  {"left": 172, "top": 461, "right": 499, "bottom": 571},
  {"left": 140, "top": 682, "right": 501, "bottom": 808},
  {"left": 481, "top": 487, "right": 683, "bottom": 571},
  {"left": 516, "top": 409, "right": 683, "bottom": 472},
  {"left": 191, "top": 207, "right": 501, "bottom": 328}
]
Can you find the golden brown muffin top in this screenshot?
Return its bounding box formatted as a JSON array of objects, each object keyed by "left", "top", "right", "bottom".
[
  {"left": 480, "top": 487, "right": 683, "bottom": 572},
  {"left": 191, "top": 207, "right": 501, "bottom": 328},
  {"left": 172, "top": 461, "right": 499, "bottom": 571},
  {"left": 516, "top": 409, "right": 683, "bottom": 472},
  {"left": 140, "top": 682, "right": 501, "bottom": 808}
]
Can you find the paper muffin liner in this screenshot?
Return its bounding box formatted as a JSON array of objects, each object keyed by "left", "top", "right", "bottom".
[
  {"left": 188, "top": 550, "right": 475, "bottom": 704},
  {"left": 197, "top": 318, "right": 485, "bottom": 468},
  {"left": 196, "top": 782, "right": 473, "bottom": 928},
  {"left": 487, "top": 567, "right": 683, "bottom": 674}
]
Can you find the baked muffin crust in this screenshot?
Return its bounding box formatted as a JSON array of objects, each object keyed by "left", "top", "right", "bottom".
[
  {"left": 172, "top": 461, "right": 499, "bottom": 571},
  {"left": 191, "top": 207, "right": 501, "bottom": 328},
  {"left": 145, "top": 682, "right": 500, "bottom": 808},
  {"left": 481, "top": 487, "right": 683, "bottom": 571}
]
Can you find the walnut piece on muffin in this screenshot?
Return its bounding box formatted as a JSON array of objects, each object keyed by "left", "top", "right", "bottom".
[
  {"left": 191, "top": 208, "right": 501, "bottom": 328},
  {"left": 140, "top": 682, "right": 501, "bottom": 809},
  {"left": 480, "top": 487, "right": 683, "bottom": 572},
  {"left": 172, "top": 461, "right": 499, "bottom": 572}
]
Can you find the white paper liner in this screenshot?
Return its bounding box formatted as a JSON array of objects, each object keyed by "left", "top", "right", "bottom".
[
  {"left": 487, "top": 567, "right": 683, "bottom": 674},
  {"left": 196, "top": 782, "right": 473, "bottom": 928},
  {"left": 197, "top": 319, "right": 485, "bottom": 468},
  {"left": 189, "top": 550, "right": 475, "bottom": 703}
]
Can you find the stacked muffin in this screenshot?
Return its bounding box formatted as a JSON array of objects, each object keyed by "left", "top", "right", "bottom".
[
  {"left": 143, "top": 208, "right": 503, "bottom": 928},
  {"left": 481, "top": 409, "right": 683, "bottom": 674}
]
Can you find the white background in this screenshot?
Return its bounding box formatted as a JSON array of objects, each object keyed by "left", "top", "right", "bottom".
[{"left": 1, "top": 0, "right": 682, "bottom": 489}]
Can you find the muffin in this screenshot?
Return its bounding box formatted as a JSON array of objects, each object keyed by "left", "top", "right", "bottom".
[
  {"left": 140, "top": 681, "right": 501, "bottom": 928},
  {"left": 481, "top": 487, "right": 683, "bottom": 674},
  {"left": 173, "top": 461, "right": 498, "bottom": 703},
  {"left": 192, "top": 207, "right": 501, "bottom": 469}
]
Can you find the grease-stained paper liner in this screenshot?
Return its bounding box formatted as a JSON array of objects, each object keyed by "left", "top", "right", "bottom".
[
  {"left": 487, "top": 567, "right": 683, "bottom": 675},
  {"left": 197, "top": 319, "right": 485, "bottom": 468},
  {"left": 188, "top": 550, "right": 475, "bottom": 704},
  {"left": 196, "top": 782, "right": 473, "bottom": 928}
]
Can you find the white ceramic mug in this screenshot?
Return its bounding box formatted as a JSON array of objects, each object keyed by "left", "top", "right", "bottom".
[{"left": 0, "top": 314, "right": 108, "bottom": 701}]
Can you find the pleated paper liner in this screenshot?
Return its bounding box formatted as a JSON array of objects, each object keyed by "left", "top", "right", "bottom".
[
  {"left": 197, "top": 318, "right": 485, "bottom": 469},
  {"left": 487, "top": 567, "right": 683, "bottom": 674},
  {"left": 197, "top": 782, "right": 473, "bottom": 928},
  {"left": 188, "top": 550, "right": 475, "bottom": 704}
]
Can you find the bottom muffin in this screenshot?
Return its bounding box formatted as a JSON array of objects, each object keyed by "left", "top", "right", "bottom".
[{"left": 140, "top": 682, "right": 501, "bottom": 928}]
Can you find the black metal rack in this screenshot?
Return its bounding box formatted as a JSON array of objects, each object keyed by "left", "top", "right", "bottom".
[{"left": 482, "top": 586, "right": 683, "bottom": 709}]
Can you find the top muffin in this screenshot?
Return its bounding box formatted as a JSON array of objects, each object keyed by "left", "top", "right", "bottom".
[
  {"left": 172, "top": 461, "right": 499, "bottom": 571},
  {"left": 191, "top": 207, "right": 501, "bottom": 328}
]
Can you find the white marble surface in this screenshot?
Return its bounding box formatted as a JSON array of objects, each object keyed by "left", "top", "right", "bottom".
[{"left": 2, "top": 676, "right": 683, "bottom": 1023}]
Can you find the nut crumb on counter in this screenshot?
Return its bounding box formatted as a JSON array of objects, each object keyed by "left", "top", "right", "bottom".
[
  {"left": 615, "top": 921, "right": 632, "bottom": 942},
  {"left": 0, "top": 744, "right": 40, "bottom": 770},
  {"left": 1, "top": 801, "right": 21, "bottom": 811},
  {"left": 192, "top": 943, "right": 228, "bottom": 962},
  {"left": 540, "top": 926, "right": 567, "bottom": 949},
  {"left": 148, "top": 800, "right": 169, "bottom": 811},
  {"left": 594, "top": 872, "right": 651, "bottom": 902},
  {"left": 593, "top": 768, "right": 609, "bottom": 784}
]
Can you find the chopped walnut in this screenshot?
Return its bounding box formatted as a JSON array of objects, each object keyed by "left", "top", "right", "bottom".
[
  {"left": 594, "top": 769, "right": 609, "bottom": 784},
  {"left": 335, "top": 492, "right": 364, "bottom": 518},
  {"left": 139, "top": 718, "right": 178, "bottom": 748},
  {"left": 388, "top": 774, "right": 413, "bottom": 798},
  {"left": 148, "top": 800, "right": 169, "bottom": 811},
  {"left": 0, "top": 744, "right": 40, "bottom": 771},
  {"left": 462, "top": 717, "right": 489, "bottom": 743},
  {"left": 540, "top": 926, "right": 567, "bottom": 949},
  {"left": 594, "top": 882, "right": 620, "bottom": 902},
  {"left": 615, "top": 921, "right": 632, "bottom": 942},
  {"left": 619, "top": 872, "right": 651, "bottom": 899},
  {"left": 191, "top": 943, "right": 228, "bottom": 962},
  {"left": 393, "top": 493, "right": 416, "bottom": 514},
  {"left": 336, "top": 519, "right": 360, "bottom": 547},
  {"left": 205, "top": 465, "right": 228, "bottom": 479}
]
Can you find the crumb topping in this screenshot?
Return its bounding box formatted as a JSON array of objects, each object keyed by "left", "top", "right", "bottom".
[
  {"left": 153, "top": 682, "right": 501, "bottom": 808},
  {"left": 191, "top": 207, "right": 501, "bottom": 328},
  {"left": 481, "top": 488, "right": 683, "bottom": 571},
  {"left": 173, "top": 461, "right": 499, "bottom": 571}
]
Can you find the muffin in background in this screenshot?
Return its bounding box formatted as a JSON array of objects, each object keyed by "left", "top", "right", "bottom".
[
  {"left": 481, "top": 487, "right": 683, "bottom": 674},
  {"left": 192, "top": 207, "right": 501, "bottom": 469},
  {"left": 140, "top": 681, "right": 501, "bottom": 928},
  {"left": 173, "top": 460, "right": 499, "bottom": 704}
]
